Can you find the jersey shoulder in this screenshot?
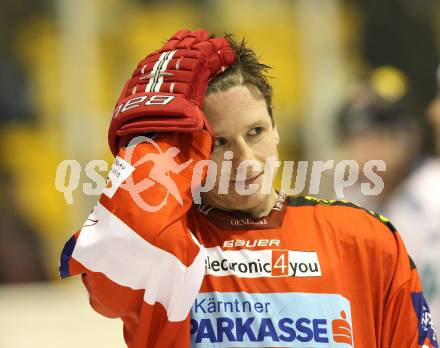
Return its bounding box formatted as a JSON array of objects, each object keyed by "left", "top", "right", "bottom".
[
  {"left": 287, "top": 195, "right": 395, "bottom": 230},
  {"left": 286, "top": 195, "right": 400, "bottom": 255}
]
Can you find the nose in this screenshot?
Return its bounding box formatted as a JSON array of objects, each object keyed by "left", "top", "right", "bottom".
[{"left": 230, "top": 137, "right": 255, "bottom": 168}]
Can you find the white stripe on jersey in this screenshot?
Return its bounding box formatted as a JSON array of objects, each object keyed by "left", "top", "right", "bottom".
[{"left": 72, "top": 202, "right": 206, "bottom": 322}]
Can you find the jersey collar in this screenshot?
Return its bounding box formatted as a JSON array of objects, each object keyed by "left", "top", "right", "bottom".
[{"left": 194, "top": 192, "right": 288, "bottom": 230}]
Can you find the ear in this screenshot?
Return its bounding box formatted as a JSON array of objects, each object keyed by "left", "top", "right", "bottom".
[{"left": 273, "top": 125, "right": 280, "bottom": 146}]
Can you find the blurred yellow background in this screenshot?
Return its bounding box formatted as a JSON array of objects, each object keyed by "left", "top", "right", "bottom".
[{"left": 1, "top": 0, "right": 439, "bottom": 346}]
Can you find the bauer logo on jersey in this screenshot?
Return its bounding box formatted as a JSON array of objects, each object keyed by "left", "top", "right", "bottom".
[
  {"left": 190, "top": 292, "right": 353, "bottom": 347},
  {"left": 204, "top": 247, "right": 321, "bottom": 278}
]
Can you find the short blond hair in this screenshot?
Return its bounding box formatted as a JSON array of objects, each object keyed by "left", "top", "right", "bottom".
[{"left": 207, "top": 34, "right": 274, "bottom": 125}]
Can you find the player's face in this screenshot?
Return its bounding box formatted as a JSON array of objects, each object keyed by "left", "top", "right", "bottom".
[{"left": 202, "top": 85, "right": 279, "bottom": 217}]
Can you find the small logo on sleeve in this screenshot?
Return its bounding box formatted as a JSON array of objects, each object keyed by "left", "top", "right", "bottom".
[
  {"left": 411, "top": 292, "right": 438, "bottom": 347},
  {"left": 103, "top": 156, "right": 135, "bottom": 198}
]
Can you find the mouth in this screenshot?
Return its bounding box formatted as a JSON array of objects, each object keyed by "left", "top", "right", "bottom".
[{"left": 231, "top": 171, "right": 264, "bottom": 185}]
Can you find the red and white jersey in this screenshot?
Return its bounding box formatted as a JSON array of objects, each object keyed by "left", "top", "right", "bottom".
[
  {"left": 60, "top": 132, "right": 437, "bottom": 347},
  {"left": 186, "top": 194, "right": 438, "bottom": 347},
  {"left": 60, "top": 130, "right": 213, "bottom": 348}
]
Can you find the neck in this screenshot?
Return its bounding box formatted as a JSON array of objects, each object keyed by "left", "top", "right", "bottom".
[
  {"left": 245, "top": 189, "right": 279, "bottom": 217},
  {"left": 201, "top": 189, "right": 279, "bottom": 218}
]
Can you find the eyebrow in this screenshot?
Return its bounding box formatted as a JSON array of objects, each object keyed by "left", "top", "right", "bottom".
[
  {"left": 246, "top": 120, "right": 268, "bottom": 129},
  {"left": 214, "top": 119, "right": 269, "bottom": 137}
]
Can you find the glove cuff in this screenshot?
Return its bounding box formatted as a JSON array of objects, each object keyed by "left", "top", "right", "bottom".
[{"left": 108, "top": 92, "right": 212, "bottom": 157}]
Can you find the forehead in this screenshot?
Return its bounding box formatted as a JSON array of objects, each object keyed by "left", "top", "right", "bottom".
[{"left": 203, "top": 85, "right": 270, "bottom": 135}]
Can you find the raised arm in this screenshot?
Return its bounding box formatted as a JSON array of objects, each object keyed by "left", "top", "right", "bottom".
[{"left": 59, "top": 29, "right": 235, "bottom": 348}]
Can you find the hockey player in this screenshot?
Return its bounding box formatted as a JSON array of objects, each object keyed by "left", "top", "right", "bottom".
[{"left": 60, "top": 30, "right": 438, "bottom": 347}]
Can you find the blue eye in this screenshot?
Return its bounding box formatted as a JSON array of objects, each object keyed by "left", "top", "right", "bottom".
[
  {"left": 214, "top": 137, "right": 227, "bottom": 147},
  {"left": 248, "top": 127, "right": 264, "bottom": 136}
]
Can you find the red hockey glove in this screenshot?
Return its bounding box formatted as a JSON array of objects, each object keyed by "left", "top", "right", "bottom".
[{"left": 108, "top": 29, "right": 236, "bottom": 157}]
